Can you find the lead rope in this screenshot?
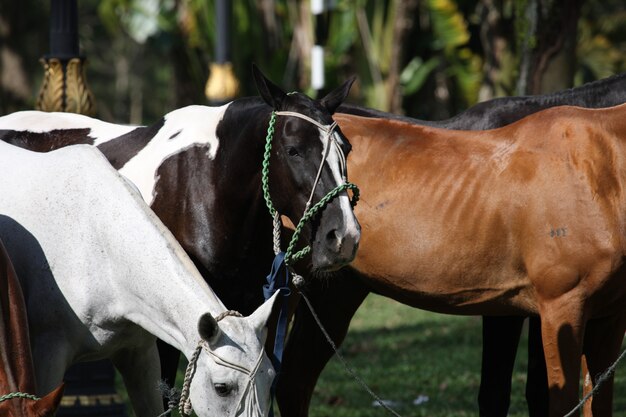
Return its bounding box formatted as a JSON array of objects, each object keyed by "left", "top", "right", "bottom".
[
  {"left": 0, "top": 392, "right": 40, "bottom": 402},
  {"left": 563, "top": 346, "right": 626, "bottom": 417},
  {"left": 262, "top": 109, "right": 359, "bottom": 417},
  {"left": 293, "top": 280, "right": 404, "bottom": 417}
]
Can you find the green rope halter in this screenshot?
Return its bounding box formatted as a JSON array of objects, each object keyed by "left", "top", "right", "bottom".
[
  {"left": 261, "top": 111, "right": 360, "bottom": 265},
  {"left": 0, "top": 391, "right": 40, "bottom": 402}
]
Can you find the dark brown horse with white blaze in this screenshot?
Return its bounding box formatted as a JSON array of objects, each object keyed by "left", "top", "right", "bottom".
[
  {"left": 278, "top": 104, "right": 626, "bottom": 417},
  {"left": 0, "top": 239, "right": 64, "bottom": 417},
  {"left": 0, "top": 66, "right": 360, "bottom": 395}
]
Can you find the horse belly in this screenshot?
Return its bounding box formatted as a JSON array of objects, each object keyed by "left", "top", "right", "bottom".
[{"left": 352, "top": 200, "right": 535, "bottom": 315}]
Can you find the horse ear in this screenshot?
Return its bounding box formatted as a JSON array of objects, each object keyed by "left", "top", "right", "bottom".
[
  {"left": 252, "top": 63, "right": 287, "bottom": 109},
  {"left": 320, "top": 75, "right": 356, "bottom": 114},
  {"left": 31, "top": 383, "right": 64, "bottom": 417},
  {"left": 198, "top": 313, "right": 221, "bottom": 346},
  {"left": 249, "top": 291, "right": 281, "bottom": 336}
]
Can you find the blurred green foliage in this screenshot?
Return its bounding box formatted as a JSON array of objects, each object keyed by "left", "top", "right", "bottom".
[{"left": 1, "top": 0, "right": 625, "bottom": 124}]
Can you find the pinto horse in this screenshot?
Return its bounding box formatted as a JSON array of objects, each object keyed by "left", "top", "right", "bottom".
[
  {"left": 276, "top": 72, "right": 626, "bottom": 417},
  {"left": 0, "top": 141, "right": 282, "bottom": 417},
  {"left": 0, "top": 239, "right": 64, "bottom": 417},
  {"left": 278, "top": 103, "right": 626, "bottom": 417},
  {"left": 0, "top": 66, "right": 360, "bottom": 394}
]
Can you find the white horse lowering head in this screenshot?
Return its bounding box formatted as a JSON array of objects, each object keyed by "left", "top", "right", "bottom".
[{"left": 184, "top": 292, "right": 279, "bottom": 417}]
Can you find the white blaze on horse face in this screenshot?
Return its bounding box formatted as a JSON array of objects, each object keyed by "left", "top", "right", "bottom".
[
  {"left": 321, "top": 129, "right": 360, "bottom": 238},
  {"left": 0, "top": 110, "right": 136, "bottom": 143},
  {"left": 119, "top": 104, "right": 229, "bottom": 205}
]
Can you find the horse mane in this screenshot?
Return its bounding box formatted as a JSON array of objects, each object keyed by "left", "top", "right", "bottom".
[{"left": 337, "top": 72, "right": 626, "bottom": 131}]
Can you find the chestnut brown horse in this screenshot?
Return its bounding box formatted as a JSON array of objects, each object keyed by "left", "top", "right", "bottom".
[
  {"left": 278, "top": 104, "right": 626, "bottom": 417},
  {"left": 0, "top": 239, "right": 64, "bottom": 417}
]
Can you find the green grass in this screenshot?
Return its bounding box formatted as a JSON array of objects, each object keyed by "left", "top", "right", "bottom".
[
  {"left": 117, "top": 293, "right": 626, "bottom": 416},
  {"left": 307, "top": 294, "right": 626, "bottom": 417}
]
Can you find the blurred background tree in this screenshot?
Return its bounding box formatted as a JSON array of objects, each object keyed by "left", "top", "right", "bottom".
[{"left": 1, "top": 0, "right": 625, "bottom": 124}]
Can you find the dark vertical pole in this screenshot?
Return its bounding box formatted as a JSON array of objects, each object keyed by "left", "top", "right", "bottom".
[
  {"left": 215, "top": 0, "right": 231, "bottom": 65},
  {"left": 205, "top": 0, "right": 239, "bottom": 104},
  {"left": 36, "top": 0, "right": 95, "bottom": 115},
  {"left": 49, "top": 0, "right": 80, "bottom": 59}
]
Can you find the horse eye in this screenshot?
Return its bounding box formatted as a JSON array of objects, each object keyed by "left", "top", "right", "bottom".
[
  {"left": 214, "top": 383, "right": 233, "bottom": 397},
  {"left": 287, "top": 147, "right": 300, "bottom": 157}
]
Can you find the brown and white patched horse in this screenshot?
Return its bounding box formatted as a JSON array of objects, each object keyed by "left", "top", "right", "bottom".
[
  {"left": 0, "top": 66, "right": 360, "bottom": 392},
  {"left": 0, "top": 239, "right": 64, "bottom": 417},
  {"left": 279, "top": 104, "right": 626, "bottom": 417}
]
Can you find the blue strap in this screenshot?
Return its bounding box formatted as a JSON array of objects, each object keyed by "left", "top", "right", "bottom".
[{"left": 263, "top": 252, "right": 292, "bottom": 417}]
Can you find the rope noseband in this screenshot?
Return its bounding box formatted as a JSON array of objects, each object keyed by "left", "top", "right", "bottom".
[
  {"left": 261, "top": 110, "right": 359, "bottom": 265},
  {"left": 178, "top": 310, "right": 266, "bottom": 417}
]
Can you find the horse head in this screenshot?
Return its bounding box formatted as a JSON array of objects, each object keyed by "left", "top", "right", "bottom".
[
  {"left": 0, "top": 385, "right": 64, "bottom": 417},
  {"left": 24, "top": 385, "right": 64, "bottom": 417},
  {"left": 252, "top": 65, "right": 360, "bottom": 272},
  {"left": 185, "top": 292, "right": 279, "bottom": 417}
]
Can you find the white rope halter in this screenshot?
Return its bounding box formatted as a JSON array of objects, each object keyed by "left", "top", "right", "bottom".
[{"left": 179, "top": 312, "right": 266, "bottom": 417}]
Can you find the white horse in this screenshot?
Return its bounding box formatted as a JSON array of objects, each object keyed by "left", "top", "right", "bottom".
[{"left": 0, "top": 141, "right": 278, "bottom": 417}]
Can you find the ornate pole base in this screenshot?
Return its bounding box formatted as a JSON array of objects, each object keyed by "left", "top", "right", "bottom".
[{"left": 36, "top": 57, "right": 96, "bottom": 116}]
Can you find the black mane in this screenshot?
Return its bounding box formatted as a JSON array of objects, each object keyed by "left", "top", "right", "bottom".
[{"left": 337, "top": 72, "right": 626, "bottom": 131}]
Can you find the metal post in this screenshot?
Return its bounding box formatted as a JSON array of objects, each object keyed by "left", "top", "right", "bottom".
[
  {"left": 311, "top": 0, "right": 332, "bottom": 97},
  {"left": 311, "top": 0, "right": 325, "bottom": 95},
  {"left": 36, "top": 0, "right": 95, "bottom": 115},
  {"left": 205, "top": 0, "right": 239, "bottom": 104}
]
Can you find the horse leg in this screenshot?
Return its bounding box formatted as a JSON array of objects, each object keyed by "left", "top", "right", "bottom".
[
  {"left": 538, "top": 296, "right": 586, "bottom": 417},
  {"left": 157, "top": 339, "right": 180, "bottom": 408},
  {"left": 276, "top": 269, "right": 370, "bottom": 417},
  {"left": 111, "top": 342, "right": 164, "bottom": 417},
  {"left": 526, "top": 316, "right": 549, "bottom": 417},
  {"left": 478, "top": 315, "right": 524, "bottom": 417},
  {"left": 581, "top": 314, "right": 626, "bottom": 417}
]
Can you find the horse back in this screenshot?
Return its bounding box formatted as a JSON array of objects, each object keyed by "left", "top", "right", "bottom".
[{"left": 337, "top": 104, "right": 626, "bottom": 315}]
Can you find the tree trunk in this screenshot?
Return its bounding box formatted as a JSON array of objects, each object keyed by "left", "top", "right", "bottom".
[
  {"left": 477, "top": 0, "right": 513, "bottom": 101},
  {"left": 387, "top": 0, "right": 419, "bottom": 113},
  {"left": 516, "top": 0, "right": 582, "bottom": 95}
]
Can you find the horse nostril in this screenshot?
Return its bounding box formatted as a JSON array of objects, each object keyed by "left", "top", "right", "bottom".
[{"left": 326, "top": 229, "right": 343, "bottom": 251}]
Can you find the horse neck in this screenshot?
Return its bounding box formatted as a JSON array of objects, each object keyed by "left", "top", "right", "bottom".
[
  {"left": 78, "top": 161, "right": 229, "bottom": 359},
  {"left": 202, "top": 99, "right": 274, "bottom": 271},
  {"left": 0, "top": 242, "right": 36, "bottom": 395},
  {"left": 115, "top": 213, "right": 226, "bottom": 359}
]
